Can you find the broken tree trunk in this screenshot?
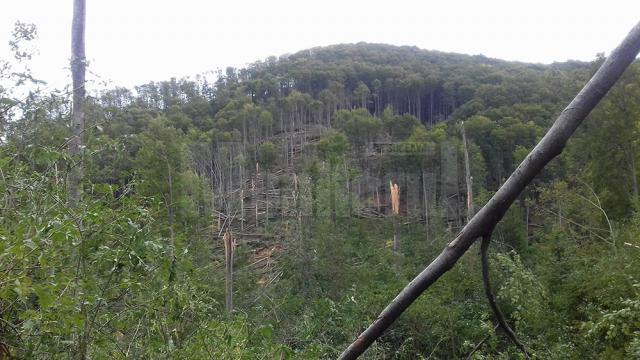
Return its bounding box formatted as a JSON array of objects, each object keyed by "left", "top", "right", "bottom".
[
  {"left": 338, "top": 21, "right": 640, "bottom": 360},
  {"left": 390, "top": 181, "right": 400, "bottom": 254}
]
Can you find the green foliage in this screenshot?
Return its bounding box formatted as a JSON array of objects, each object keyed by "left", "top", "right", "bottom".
[
  {"left": 334, "top": 108, "right": 381, "bottom": 149},
  {"left": 3, "top": 40, "right": 640, "bottom": 359},
  {"left": 494, "top": 251, "right": 548, "bottom": 334},
  {"left": 583, "top": 295, "right": 640, "bottom": 357},
  {"left": 383, "top": 112, "right": 420, "bottom": 141},
  {"left": 258, "top": 141, "right": 278, "bottom": 169},
  {"left": 317, "top": 130, "right": 349, "bottom": 167},
  {"left": 174, "top": 317, "right": 293, "bottom": 359}
]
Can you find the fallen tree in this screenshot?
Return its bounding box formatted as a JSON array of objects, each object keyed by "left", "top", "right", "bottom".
[{"left": 339, "top": 21, "right": 640, "bottom": 359}]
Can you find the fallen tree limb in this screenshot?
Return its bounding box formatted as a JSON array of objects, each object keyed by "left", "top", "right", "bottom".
[{"left": 338, "top": 21, "right": 640, "bottom": 360}]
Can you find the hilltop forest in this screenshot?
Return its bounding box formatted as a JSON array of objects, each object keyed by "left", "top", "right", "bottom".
[{"left": 2, "top": 23, "right": 640, "bottom": 359}]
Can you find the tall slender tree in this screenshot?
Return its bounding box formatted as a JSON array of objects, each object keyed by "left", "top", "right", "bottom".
[
  {"left": 68, "top": 0, "right": 86, "bottom": 206},
  {"left": 69, "top": 2, "right": 87, "bottom": 358},
  {"left": 224, "top": 231, "right": 235, "bottom": 313},
  {"left": 461, "top": 121, "right": 474, "bottom": 221}
]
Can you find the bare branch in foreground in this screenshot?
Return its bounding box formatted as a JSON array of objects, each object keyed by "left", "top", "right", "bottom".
[{"left": 338, "top": 21, "right": 640, "bottom": 360}]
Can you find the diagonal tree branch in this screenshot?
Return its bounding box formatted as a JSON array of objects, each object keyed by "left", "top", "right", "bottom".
[{"left": 338, "top": 21, "right": 640, "bottom": 360}]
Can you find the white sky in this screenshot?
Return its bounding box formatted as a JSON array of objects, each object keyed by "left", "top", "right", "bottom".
[{"left": 1, "top": 0, "right": 638, "bottom": 90}]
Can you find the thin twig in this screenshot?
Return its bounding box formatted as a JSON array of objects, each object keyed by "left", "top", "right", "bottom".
[{"left": 466, "top": 324, "right": 499, "bottom": 359}]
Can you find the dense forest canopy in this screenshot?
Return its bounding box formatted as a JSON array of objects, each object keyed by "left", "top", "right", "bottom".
[{"left": 2, "top": 27, "right": 640, "bottom": 359}]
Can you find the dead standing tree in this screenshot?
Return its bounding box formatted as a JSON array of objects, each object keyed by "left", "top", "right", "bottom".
[
  {"left": 390, "top": 181, "right": 400, "bottom": 254},
  {"left": 339, "top": 21, "right": 640, "bottom": 359},
  {"left": 68, "top": 0, "right": 86, "bottom": 206},
  {"left": 69, "top": 1, "right": 88, "bottom": 358},
  {"left": 224, "top": 231, "right": 235, "bottom": 313},
  {"left": 461, "top": 121, "right": 473, "bottom": 222}
]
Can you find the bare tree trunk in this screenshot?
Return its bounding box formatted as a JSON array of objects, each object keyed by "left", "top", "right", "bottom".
[
  {"left": 390, "top": 182, "right": 400, "bottom": 254},
  {"left": 70, "top": 2, "right": 87, "bottom": 358},
  {"left": 461, "top": 121, "right": 474, "bottom": 222},
  {"left": 68, "top": 0, "right": 86, "bottom": 206},
  {"left": 422, "top": 170, "right": 429, "bottom": 231},
  {"left": 429, "top": 91, "right": 434, "bottom": 125},
  {"left": 338, "top": 22, "right": 640, "bottom": 360},
  {"left": 166, "top": 158, "right": 175, "bottom": 259},
  {"left": 240, "top": 164, "right": 245, "bottom": 232},
  {"left": 255, "top": 163, "right": 259, "bottom": 227},
  {"left": 228, "top": 147, "right": 234, "bottom": 220},
  {"left": 392, "top": 217, "right": 399, "bottom": 254},
  {"left": 346, "top": 162, "right": 352, "bottom": 216},
  {"left": 223, "top": 231, "right": 234, "bottom": 313},
  {"left": 330, "top": 169, "right": 337, "bottom": 225},
  {"left": 212, "top": 186, "right": 217, "bottom": 234},
  {"left": 265, "top": 169, "right": 269, "bottom": 229}
]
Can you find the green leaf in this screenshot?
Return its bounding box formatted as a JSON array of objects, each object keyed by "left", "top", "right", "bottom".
[
  {"left": 258, "top": 325, "right": 273, "bottom": 340},
  {"left": 35, "top": 286, "right": 54, "bottom": 309}
]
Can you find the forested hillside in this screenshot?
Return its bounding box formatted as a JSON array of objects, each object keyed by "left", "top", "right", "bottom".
[{"left": 2, "top": 36, "right": 640, "bottom": 359}]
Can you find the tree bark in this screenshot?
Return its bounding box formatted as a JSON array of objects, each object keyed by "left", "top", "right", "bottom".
[
  {"left": 390, "top": 182, "right": 400, "bottom": 254},
  {"left": 240, "top": 164, "right": 245, "bottom": 232},
  {"left": 68, "top": 0, "right": 86, "bottom": 206},
  {"left": 166, "top": 158, "right": 175, "bottom": 259},
  {"left": 264, "top": 166, "right": 269, "bottom": 229},
  {"left": 461, "top": 121, "right": 474, "bottom": 222},
  {"left": 70, "top": 2, "right": 87, "bottom": 358},
  {"left": 255, "top": 162, "right": 259, "bottom": 227},
  {"left": 338, "top": 21, "right": 640, "bottom": 360},
  {"left": 422, "top": 170, "right": 429, "bottom": 231},
  {"left": 224, "top": 231, "right": 234, "bottom": 313}
]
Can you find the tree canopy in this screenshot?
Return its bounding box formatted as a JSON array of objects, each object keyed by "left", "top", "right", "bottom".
[{"left": 1, "top": 37, "right": 640, "bottom": 359}]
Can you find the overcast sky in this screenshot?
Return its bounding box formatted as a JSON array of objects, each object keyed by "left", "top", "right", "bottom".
[{"left": 1, "top": 0, "right": 638, "bottom": 90}]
